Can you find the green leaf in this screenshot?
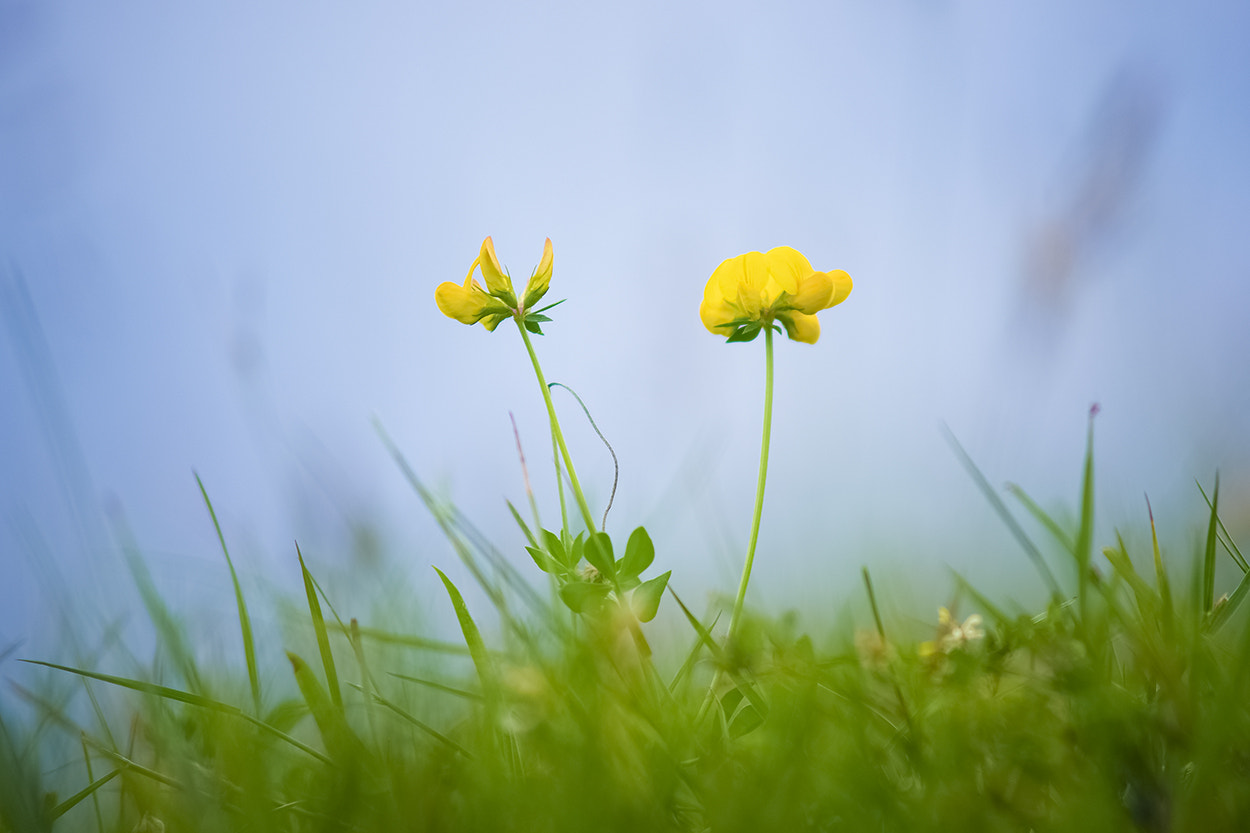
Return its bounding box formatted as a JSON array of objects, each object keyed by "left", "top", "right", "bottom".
[
  {"left": 526, "top": 313, "right": 553, "bottom": 324},
  {"left": 524, "top": 546, "right": 560, "bottom": 575},
  {"left": 524, "top": 320, "right": 544, "bottom": 335},
  {"left": 617, "top": 526, "right": 655, "bottom": 579},
  {"left": 540, "top": 528, "right": 568, "bottom": 567},
  {"left": 297, "top": 544, "right": 342, "bottom": 710},
  {"left": 583, "top": 532, "right": 616, "bottom": 582},
  {"left": 558, "top": 581, "right": 611, "bottom": 614},
  {"left": 569, "top": 532, "right": 585, "bottom": 568},
  {"left": 631, "top": 570, "right": 671, "bottom": 622}
]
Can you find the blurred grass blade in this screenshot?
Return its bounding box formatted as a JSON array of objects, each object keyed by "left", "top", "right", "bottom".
[
  {"left": 669, "top": 611, "right": 721, "bottom": 693},
  {"left": 1102, "top": 534, "right": 1158, "bottom": 618},
  {"left": 434, "top": 567, "right": 499, "bottom": 708},
  {"left": 22, "top": 660, "right": 331, "bottom": 764},
  {"left": 389, "top": 672, "right": 482, "bottom": 701},
  {"left": 1207, "top": 567, "right": 1250, "bottom": 634},
  {"left": 48, "top": 768, "right": 119, "bottom": 821},
  {"left": 1074, "top": 408, "right": 1097, "bottom": 621},
  {"left": 288, "top": 652, "right": 361, "bottom": 761},
  {"left": 941, "top": 424, "right": 1064, "bottom": 600},
  {"left": 1197, "top": 477, "right": 1247, "bottom": 572},
  {"left": 297, "top": 543, "right": 343, "bottom": 710},
  {"left": 1006, "top": 483, "right": 1076, "bottom": 555},
  {"left": 1146, "top": 496, "right": 1174, "bottom": 626},
  {"left": 1202, "top": 474, "right": 1220, "bottom": 614},
  {"left": 341, "top": 624, "right": 471, "bottom": 656},
  {"left": 79, "top": 734, "right": 105, "bottom": 833},
  {"left": 948, "top": 571, "right": 1011, "bottom": 627},
  {"left": 110, "top": 513, "right": 204, "bottom": 694},
  {"left": 351, "top": 684, "right": 472, "bottom": 759},
  {"left": 196, "top": 472, "right": 261, "bottom": 716},
  {"left": 507, "top": 499, "right": 539, "bottom": 549}
]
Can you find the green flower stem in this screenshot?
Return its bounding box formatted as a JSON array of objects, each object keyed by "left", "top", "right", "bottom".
[
  {"left": 516, "top": 318, "right": 598, "bottom": 534},
  {"left": 729, "top": 325, "right": 774, "bottom": 639}
]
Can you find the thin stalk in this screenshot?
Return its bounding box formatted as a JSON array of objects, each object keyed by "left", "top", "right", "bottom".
[
  {"left": 729, "top": 325, "right": 775, "bottom": 639},
  {"left": 516, "top": 318, "right": 597, "bottom": 534}
]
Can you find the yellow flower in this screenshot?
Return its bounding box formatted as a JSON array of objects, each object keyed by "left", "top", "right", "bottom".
[
  {"left": 700, "top": 246, "right": 851, "bottom": 344},
  {"left": 435, "top": 237, "right": 554, "bottom": 331}
]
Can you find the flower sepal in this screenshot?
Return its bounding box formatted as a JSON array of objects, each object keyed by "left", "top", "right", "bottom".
[
  {"left": 717, "top": 317, "right": 782, "bottom": 344},
  {"left": 520, "top": 298, "right": 565, "bottom": 336}
]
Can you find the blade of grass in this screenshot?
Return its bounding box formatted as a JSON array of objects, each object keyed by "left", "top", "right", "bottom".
[
  {"left": 389, "top": 673, "right": 483, "bottom": 702},
  {"left": 947, "top": 570, "right": 1012, "bottom": 628},
  {"left": 433, "top": 567, "right": 500, "bottom": 711},
  {"left": 1102, "top": 534, "right": 1158, "bottom": 619},
  {"left": 941, "top": 424, "right": 1064, "bottom": 601},
  {"left": 670, "top": 589, "right": 768, "bottom": 724},
  {"left": 1146, "top": 496, "right": 1174, "bottom": 629},
  {"left": 349, "top": 683, "right": 472, "bottom": 759},
  {"left": 1006, "top": 483, "right": 1076, "bottom": 555},
  {"left": 863, "top": 568, "right": 912, "bottom": 732},
  {"left": 1074, "top": 407, "right": 1098, "bottom": 628},
  {"left": 196, "top": 472, "right": 261, "bottom": 716},
  {"left": 1202, "top": 474, "right": 1220, "bottom": 614},
  {"left": 48, "top": 767, "right": 119, "bottom": 822},
  {"left": 669, "top": 611, "right": 722, "bottom": 694},
  {"left": 287, "top": 652, "right": 361, "bottom": 761},
  {"left": 110, "top": 512, "right": 204, "bottom": 694},
  {"left": 1207, "top": 567, "right": 1250, "bottom": 634},
  {"left": 1197, "top": 478, "right": 1247, "bottom": 572},
  {"left": 21, "top": 660, "right": 331, "bottom": 765},
  {"left": 296, "top": 543, "right": 342, "bottom": 710},
  {"left": 337, "top": 624, "right": 471, "bottom": 656},
  {"left": 79, "top": 734, "right": 105, "bottom": 833}
]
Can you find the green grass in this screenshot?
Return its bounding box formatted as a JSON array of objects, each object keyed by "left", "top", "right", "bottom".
[{"left": 4, "top": 428, "right": 1250, "bottom": 833}]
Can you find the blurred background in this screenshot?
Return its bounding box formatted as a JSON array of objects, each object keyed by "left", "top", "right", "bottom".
[{"left": 2, "top": 0, "right": 1249, "bottom": 660}]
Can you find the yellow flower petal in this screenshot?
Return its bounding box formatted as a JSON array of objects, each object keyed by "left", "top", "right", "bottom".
[
  {"left": 828, "top": 269, "right": 853, "bottom": 307},
  {"left": 779, "top": 311, "right": 820, "bottom": 344},
  {"left": 435, "top": 280, "right": 509, "bottom": 326},
  {"left": 764, "top": 246, "right": 812, "bottom": 296},
  {"left": 521, "top": 237, "right": 554, "bottom": 311},
  {"left": 477, "top": 237, "right": 514, "bottom": 297},
  {"left": 435, "top": 281, "right": 490, "bottom": 324},
  {"left": 789, "top": 271, "right": 835, "bottom": 315}
]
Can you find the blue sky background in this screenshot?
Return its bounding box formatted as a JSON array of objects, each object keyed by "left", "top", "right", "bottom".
[{"left": 3, "top": 1, "right": 1249, "bottom": 658}]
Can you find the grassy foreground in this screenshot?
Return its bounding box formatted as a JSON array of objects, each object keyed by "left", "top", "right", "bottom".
[
  {"left": 3, "top": 430, "right": 1249, "bottom": 833},
  {"left": 5, "top": 240, "right": 1249, "bottom": 831}
]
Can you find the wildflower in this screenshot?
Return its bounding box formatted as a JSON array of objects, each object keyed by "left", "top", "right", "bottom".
[
  {"left": 699, "top": 246, "right": 851, "bottom": 344},
  {"left": 919, "top": 607, "right": 985, "bottom": 657},
  {"left": 435, "top": 237, "right": 554, "bottom": 331}
]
